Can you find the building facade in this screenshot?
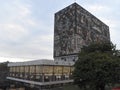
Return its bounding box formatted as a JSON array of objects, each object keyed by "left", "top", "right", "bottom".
[
  {"left": 7, "top": 60, "right": 74, "bottom": 89},
  {"left": 54, "top": 3, "right": 110, "bottom": 62}
]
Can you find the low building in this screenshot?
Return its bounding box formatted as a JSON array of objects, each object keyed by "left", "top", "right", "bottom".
[{"left": 7, "top": 60, "right": 74, "bottom": 88}]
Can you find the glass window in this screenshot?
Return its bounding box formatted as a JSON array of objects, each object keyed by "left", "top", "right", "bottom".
[
  {"left": 10, "top": 67, "right": 13, "bottom": 72},
  {"left": 13, "top": 67, "right": 16, "bottom": 73},
  {"left": 16, "top": 66, "right": 19, "bottom": 72},
  {"left": 25, "top": 66, "right": 29, "bottom": 73},
  {"left": 63, "top": 66, "right": 70, "bottom": 75},
  {"left": 43, "top": 66, "right": 53, "bottom": 75},
  {"left": 19, "top": 66, "right": 24, "bottom": 73},
  {"left": 54, "top": 66, "right": 62, "bottom": 75},
  {"left": 30, "top": 66, "right": 35, "bottom": 74},
  {"left": 36, "top": 65, "right": 43, "bottom": 74}
]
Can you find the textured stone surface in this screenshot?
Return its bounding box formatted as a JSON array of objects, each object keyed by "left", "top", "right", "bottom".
[{"left": 54, "top": 3, "right": 110, "bottom": 61}]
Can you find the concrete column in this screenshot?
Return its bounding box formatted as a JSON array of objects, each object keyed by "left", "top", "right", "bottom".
[{"left": 42, "top": 74, "right": 44, "bottom": 82}]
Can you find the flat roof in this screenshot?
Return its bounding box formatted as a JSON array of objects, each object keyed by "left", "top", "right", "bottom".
[{"left": 8, "top": 59, "right": 75, "bottom": 67}]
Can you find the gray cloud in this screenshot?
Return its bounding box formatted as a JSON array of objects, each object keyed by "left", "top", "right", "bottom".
[
  {"left": 0, "top": 0, "right": 54, "bottom": 62},
  {"left": 0, "top": 0, "right": 119, "bottom": 62}
]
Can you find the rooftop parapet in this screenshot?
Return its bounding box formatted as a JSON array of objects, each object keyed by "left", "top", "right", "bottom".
[{"left": 8, "top": 59, "right": 75, "bottom": 67}]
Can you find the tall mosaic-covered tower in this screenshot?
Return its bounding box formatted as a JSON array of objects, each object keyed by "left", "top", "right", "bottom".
[{"left": 54, "top": 3, "right": 110, "bottom": 62}]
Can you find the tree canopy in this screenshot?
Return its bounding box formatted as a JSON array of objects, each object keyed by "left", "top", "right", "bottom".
[
  {"left": 0, "top": 61, "right": 9, "bottom": 88},
  {"left": 73, "top": 42, "right": 120, "bottom": 90}
]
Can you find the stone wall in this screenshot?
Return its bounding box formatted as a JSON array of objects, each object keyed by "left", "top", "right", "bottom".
[{"left": 54, "top": 3, "right": 110, "bottom": 61}]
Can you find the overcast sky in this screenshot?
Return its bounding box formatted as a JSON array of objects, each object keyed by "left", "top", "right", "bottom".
[{"left": 0, "top": 0, "right": 120, "bottom": 62}]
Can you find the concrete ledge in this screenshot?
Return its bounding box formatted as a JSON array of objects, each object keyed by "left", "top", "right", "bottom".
[{"left": 7, "top": 77, "right": 73, "bottom": 86}]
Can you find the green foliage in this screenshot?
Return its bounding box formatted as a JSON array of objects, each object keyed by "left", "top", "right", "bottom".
[
  {"left": 0, "top": 61, "right": 9, "bottom": 87},
  {"left": 73, "top": 42, "right": 120, "bottom": 90},
  {"left": 0, "top": 61, "right": 9, "bottom": 71}
]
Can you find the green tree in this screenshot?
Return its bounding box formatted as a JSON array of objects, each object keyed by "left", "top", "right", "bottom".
[
  {"left": 0, "top": 61, "right": 9, "bottom": 89},
  {"left": 73, "top": 42, "right": 120, "bottom": 90}
]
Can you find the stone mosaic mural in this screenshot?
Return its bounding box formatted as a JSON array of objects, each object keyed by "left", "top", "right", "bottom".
[{"left": 54, "top": 3, "right": 110, "bottom": 61}]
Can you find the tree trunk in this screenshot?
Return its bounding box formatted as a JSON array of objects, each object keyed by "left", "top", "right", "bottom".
[{"left": 99, "top": 84, "right": 105, "bottom": 90}]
